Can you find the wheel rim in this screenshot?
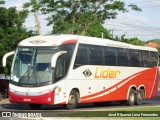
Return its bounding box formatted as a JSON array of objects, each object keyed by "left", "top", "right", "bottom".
[
  {"left": 130, "top": 93, "right": 135, "bottom": 103},
  {"left": 68, "top": 95, "right": 76, "bottom": 105},
  {"left": 138, "top": 93, "right": 142, "bottom": 101}
]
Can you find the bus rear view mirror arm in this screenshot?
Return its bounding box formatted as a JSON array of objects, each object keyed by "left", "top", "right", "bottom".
[
  {"left": 51, "top": 51, "right": 67, "bottom": 68},
  {"left": 2, "top": 51, "right": 15, "bottom": 67}
]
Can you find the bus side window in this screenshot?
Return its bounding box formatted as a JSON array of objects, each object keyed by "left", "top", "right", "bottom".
[
  {"left": 74, "top": 45, "right": 89, "bottom": 69},
  {"left": 105, "top": 47, "right": 117, "bottom": 66},
  {"left": 117, "top": 48, "right": 129, "bottom": 66},
  {"left": 89, "top": 46, "right": 104, "bottom": 65},
  {"left": 59, "top": 44, "right": 76, "bottom": 74},
  {"left": 141, "top": 51, "right": 150, "bottom": 67},
  {"left": 130, "top": 50, "right": 140, "bottom": 67},
  {"left": 54, "top": 55, "right": 66, "bottom": 82},
  {"left": 150, "top": 52, "right": 158, "bottom": 67}
]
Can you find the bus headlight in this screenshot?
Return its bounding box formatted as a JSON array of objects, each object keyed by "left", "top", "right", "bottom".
[
  {"left": 9, "top": 88, "right": 16, "bottom": 93},
  {"left": 41, "top": 88, "right": 53, "bottom": 94}
]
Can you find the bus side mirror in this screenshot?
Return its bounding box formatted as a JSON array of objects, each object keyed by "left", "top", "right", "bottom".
[
  {"left": 51, "top": 51, "right": 67, "bottom": 68},
  {"left": 2, "top": 51, "right": 15, "bottom": 67}
]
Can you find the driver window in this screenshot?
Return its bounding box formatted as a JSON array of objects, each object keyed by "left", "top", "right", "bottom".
[{"left": 54, "top": 55, "right": 66, "bottom": 82}]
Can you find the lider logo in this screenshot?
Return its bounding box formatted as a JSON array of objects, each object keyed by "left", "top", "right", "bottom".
[
  {"left": 83, "top": 69, "right": 92, "bottom": 78},
  {"left": 94, "top": 67, "right": 121, "bottom": 79}
]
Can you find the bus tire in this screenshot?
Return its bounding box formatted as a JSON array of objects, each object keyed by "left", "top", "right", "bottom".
[
  {"left": 28, "top": 104, "right": 42, "bottom": 110},
  {"left": 125, "top": 88, "right": 135, "bottom": 106},
  {"left": 3, "top": 91, "right": 8, "bottom": 98},
  {"left": 135, "top": 89, "right": 143, "bottom": 105},
  {"left": 66, "top": 90, "right": 78, "bottom": 110}
]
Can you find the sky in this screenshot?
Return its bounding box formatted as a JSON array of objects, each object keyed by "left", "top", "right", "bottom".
[
  {"left": 3, "top": 0, "right": 53, "bottom": 35},
  {"left": 3, "top": 0, "right": 160, "bottom": 41},
  {"left": 105, "top": 0, "right": 160, "bottom": 41}
]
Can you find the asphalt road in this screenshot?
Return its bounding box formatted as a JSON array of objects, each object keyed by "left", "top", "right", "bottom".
[{"left": 1, "top": 91, "right": 160, "bottom": 112}]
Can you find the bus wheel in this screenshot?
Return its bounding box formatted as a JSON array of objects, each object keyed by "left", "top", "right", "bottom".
[
  {"left": 66, "top": 90, "right": 78, "bottom": 110},
  {"left": 28, "top": 104, "right": 42, "bottom": 110},
  {"left": 135, "top": 89, "right": 143, "bottom": 105},
  {"left": 3, "top": 91, "right": 8, "bottom": 98},
  {"left": 125, "top": 88, "right": 135, "bottom": 106}
]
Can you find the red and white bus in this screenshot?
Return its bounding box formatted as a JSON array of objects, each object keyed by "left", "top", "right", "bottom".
[{"left": 3, "top": 34, "right": 159, "bottom": 109}]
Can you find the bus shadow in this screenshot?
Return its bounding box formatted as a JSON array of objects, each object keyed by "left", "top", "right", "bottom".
[{"left": 1, "top": 100, "right": 157, "bottom": 111}]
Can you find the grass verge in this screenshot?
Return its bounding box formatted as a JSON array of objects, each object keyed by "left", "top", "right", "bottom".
[{"left": 54, "top": 106, "right": 160, "bottom": 119}]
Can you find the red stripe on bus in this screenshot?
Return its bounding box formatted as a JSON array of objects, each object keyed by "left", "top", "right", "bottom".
[
  {"left": 80, "top": 67, "right": 158, "bottom": 103},
  {"left": 61, "top": 39, "right": 77, "bottom": 44},
  {"left": 80, "top": 71, "right": 141, "bottom": 100}
]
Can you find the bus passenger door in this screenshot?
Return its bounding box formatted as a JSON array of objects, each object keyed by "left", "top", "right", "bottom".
[{"left": 53, "top": 54, "right": 68, "bottom": 104}]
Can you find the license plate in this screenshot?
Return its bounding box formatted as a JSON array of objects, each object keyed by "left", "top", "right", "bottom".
[{"left": 23, "top": 98, "right": 31, "bottom": 101}]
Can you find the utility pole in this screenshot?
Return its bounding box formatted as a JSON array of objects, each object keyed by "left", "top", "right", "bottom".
[
  {"left": 124, "top": 14, "right": 127, "bottom": 35},
  {"left": 109, "top": 29, "right": 114, "bottom": 39},
  {"left": 137, "top": 16, "right": 139, "bottom": 39},
  {"left": 102, "top": 32, "right": 104, "bottom": 39}
]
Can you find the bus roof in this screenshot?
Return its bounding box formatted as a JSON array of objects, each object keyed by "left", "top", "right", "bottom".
[{"left": 18, "top": 34, "right": 157, "bottom": 52}]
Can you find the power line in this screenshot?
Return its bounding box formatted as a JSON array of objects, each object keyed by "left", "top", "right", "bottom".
[
  {"left": 106, "top": 21, "right": 160, "bottom": 31},
  {"left": 133, "top": 0, "right": 160, "bottom": 4},
  {"left": 141, "top": 4, "right": 160, "bottom": 8},
  {"left": 116, "top": 18, "right": 160, "bottom": 30},
  {"left": 106, "top": 20, "right": 160, "bottom": 39}
]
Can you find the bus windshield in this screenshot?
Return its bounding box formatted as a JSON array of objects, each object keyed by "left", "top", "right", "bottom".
[{"left": 11, "top": 47, "right": 57, "bottom": 86}]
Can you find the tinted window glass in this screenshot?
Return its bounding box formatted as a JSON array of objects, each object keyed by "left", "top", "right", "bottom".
[
  {"left": 54, "top": 55, "right": 66, "bottom": 82},
  {"left": 130, "top": 50, "right": 141, "bottom": 67},
  {"left": 141, "top": 51, "right": 150, "bottom": 67},
  {"left": 74, "top": 44, "right": 89, "bottom": 68},
  {"left": 105, "top": 47, "right": 117, "bottom": 66},
  {"left": 74, "top": 44, "right": 157, "bottom": 68},
  {"left": 89, "top": 46, "right": 104, "bottom": 65},
  {"left": 59, "top": 44, "right": 76, "bottom": 74},
  {"left": 150, "top": 52, "right": 158, "bottom": 67},
  {"left": 117, "top": 48, "right": 129, "bottom": 66}
]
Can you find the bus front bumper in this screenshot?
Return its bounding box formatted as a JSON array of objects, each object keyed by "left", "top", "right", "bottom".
[{"left": 8, "top": 90, "right": 55, "bottom": 104}]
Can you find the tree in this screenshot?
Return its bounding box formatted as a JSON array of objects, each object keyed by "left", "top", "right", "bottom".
[
  {"left": 0, "top": 6, "right": 34, "bottom": 75},
  {"left": 39, "top": 0, "right": 141, "bottom": 38},
  {"left": 85, "top": 21, "right": 111, "bottom": 39},
  {"left": 23, "top": 0, "right": 41, "bottom": 34},
  {"left": 0, "top": 0, "right": 4, "bottom": 5},
  {"left": 120, "top": 37, "right": 145, "bottom": 46}
]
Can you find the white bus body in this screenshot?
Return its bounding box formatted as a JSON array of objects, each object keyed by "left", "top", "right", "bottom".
[{"left": 3, "top": 34, "right": 158, "bottom": 109}]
